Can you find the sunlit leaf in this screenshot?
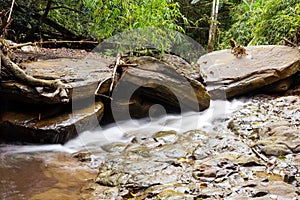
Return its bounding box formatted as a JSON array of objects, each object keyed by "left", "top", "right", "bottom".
[
  {"left": 130, "top": 192, "right": 136, "bottom": 197},
  {"left": 191, "top": 0, "right": 200, "bottom": 5},
  {"left": 278, "top": 155, "right": 286, "bottom": 160}
]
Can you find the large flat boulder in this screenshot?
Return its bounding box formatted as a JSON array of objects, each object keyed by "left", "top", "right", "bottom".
[
  {"left": 0, "top": 57, "right": 111, "bottom": 143},
  {"left": 198, "top": 45, "right": 300, "bottom": 99},
  {"left": 1, "top": 57, "right": 114, "bottom": 104}
]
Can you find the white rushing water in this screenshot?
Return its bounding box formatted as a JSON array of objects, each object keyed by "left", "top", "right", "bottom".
[{"left": 0, "top": 99, "right": 249, "bottom": 155}]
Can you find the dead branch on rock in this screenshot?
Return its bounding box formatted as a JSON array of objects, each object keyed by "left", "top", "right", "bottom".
[
  {"left": 230, "top": 39, "right": 247, "bottom": 58},
  {"left": 95, "top": 77, "right": 112, "bottom": 99},
  {"left": 250, "top": 146, "right": 269, "bottom": 163},
  {"left": 9, "top": 40, "right": 99, "bottom": 50},
  {"left": 283, "top": 38, "right": 300, "bottom": 52},
  {"left": 94, "top": 55, "right": 137, "bottom": 98},
  {"left": 283, "top": 38, "right": 297, "bottom": 47},
  {"left": 0, "top": 10, "right": 12, "bottom": 37},
  {"left": 109, "top": 54, "right": 121, "bottom": 96},
  {"left": 0, "top": 3, "right": 72, "bottom": 104}
]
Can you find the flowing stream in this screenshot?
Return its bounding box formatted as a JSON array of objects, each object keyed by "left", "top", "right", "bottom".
[{"left": 0, "top": 99, "right": 248, "bottom": 199}]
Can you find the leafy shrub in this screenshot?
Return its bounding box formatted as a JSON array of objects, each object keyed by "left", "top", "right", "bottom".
[
  {"left": 218, "top": 0, "right": 300, "bottom": 49},
  {"left": 84, "top": 0, "right": 185, "bottom": 40}
]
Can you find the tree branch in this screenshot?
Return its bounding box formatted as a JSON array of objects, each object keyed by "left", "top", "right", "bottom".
[
  {"left": 7, "top": 0, "right": 15, "bottom": 23},
  {"left": 283, "top": 38, "right": 297, "bottom": 47},
  {"left": 8, "top": 40, "right": 98, "bottom": 49},
  {"left": 40, "top": 0, "right": 52, "bottom": 23},
  {"left": 14, "top": 3, "right": 80, "bottom": 40},
  {"left": 37, "top": 6, "right": 83, "bottom": 14}
]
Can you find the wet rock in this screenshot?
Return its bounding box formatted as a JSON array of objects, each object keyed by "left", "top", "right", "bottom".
[
  {"left": 223, "top": 94, "right": 300, "bottom": 199},
  {"left": 254, "top": 124, "right": 300, "bottom": 156},
  {"left": 260, "top": 76, "right": 293, "bottom": 93},
  {"left": 255, "top": 142, "right": 292, "bottom": 156},
  {"left": 293, "top": 154, "right": 300, "bottom": 166},
  {"left": 80, "top": 183, "right": 121, "bottom": 200},
  {"left": 199, "top": 45, "right": 300, "bottom": 99},
  {"left": 92, "top": 129, "right": 280, "bottom": 199},
  {"left": 152, "top": 130, "right": 178, "bottom": 145},
  {"left": 73, "top": 151, "right": 92, "bottom": 162},
  {"left": 86, "top": 96, "right": 300, "bottom": 199},
  {"left": 192, "top": 132, "right": 253, "bottom": 160},
  {"left": 0, "top": 100, "right": 104, "bottom": 144},
  {"left": 228, "top": 95, "right": 300, "bottom": 156},
  {"left": 1, "top": 54, "right": 210, "bottom": 143},
  {"left": 87, "top": 125, "right": 300, "bottom": 199},
  {"left": 154, "top": 189, "right": 194, "bottom": 200},
  {"left": 95, "top": 156, "right": 175, "bottom": 187},
  {"left": 101, "top": 142, "right": 128, "bottom": 153},
  {"left": 193, "top": 163, "right": 217, "bottom": 180},
  {"left": 160, "top": 146, "right": 187, "bottom": 159},
  {"left": 256, "top": 181, "right": 299, "bottom": 199},
  {"left": 112, "top": 55, "right": 210, "bottom": 120}
]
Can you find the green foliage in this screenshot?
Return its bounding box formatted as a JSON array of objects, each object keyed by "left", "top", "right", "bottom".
[
  {"left": 278, "top": 155, "right": 286, "bottom": 160},
  {"left": 98, "top": 27, "right": 205, "bottom": 63},
  {"left": 175, "top": 0, "right": 211, "bottom": 46},
  {"left": 218, "top": 0, "right": 300, "bottom": 49},
  {"left": 1, "top": 0, "right": 184, "bottom": 44},
  {"left": 4, "top": 0, "right": 298, "bottom": 53},
  {"left": 176, "top": 0, "right": 240, "bottom": 48},
  {"left": 84, "top": 0, "right": 184, "bottom": 41},
  {"left": 46, "top": 0, "right": 92, "bottom": 37},
  {"left": 0, "top": 0, "right": 93, "bottom": 41}
]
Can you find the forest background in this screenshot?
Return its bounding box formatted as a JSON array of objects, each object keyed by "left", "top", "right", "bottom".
[{"left": 0, "top": 0, "right": 299, "bottom": 51}]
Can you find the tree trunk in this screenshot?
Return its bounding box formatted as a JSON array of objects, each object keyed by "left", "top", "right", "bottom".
[{"left": 207, "top": 0, "right": 219, "bottom": 53}]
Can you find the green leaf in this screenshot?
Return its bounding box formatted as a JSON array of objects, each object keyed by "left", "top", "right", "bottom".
[{"left": 278, "top": 155, "right": 286, "bottom": 160}]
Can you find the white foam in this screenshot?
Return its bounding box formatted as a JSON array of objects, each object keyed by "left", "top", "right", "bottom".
[{"left": 0, "top": 98, "right": 248, "bottom": 155}]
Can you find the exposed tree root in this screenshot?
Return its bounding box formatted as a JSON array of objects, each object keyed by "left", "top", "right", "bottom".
[
  {"left": 0, "top": 45, "right": 71, "bottom": 103},
  {"left": 0, "top": 3, "right": 72, "bottom": 104}
]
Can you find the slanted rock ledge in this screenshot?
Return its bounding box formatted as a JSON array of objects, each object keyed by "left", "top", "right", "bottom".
[
  {"left": 199, "top": 45, "right": 300, "bottom": 99},
  {"left": 0, "top": 54, "right": 209, "bottom": 143}
]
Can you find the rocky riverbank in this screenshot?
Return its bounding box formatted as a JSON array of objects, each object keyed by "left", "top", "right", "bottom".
[
  {"left": 0, "top": 45, "right": 299, "bottom": 199},
  {"left": 1, "top": 45, "right": 299, "bottom": 144},
  {"left": 79, "top": 91, "right": 299, "bottom": 199},
  {"left": 0, "top": 90, "right": 299, "bottom": 199}
]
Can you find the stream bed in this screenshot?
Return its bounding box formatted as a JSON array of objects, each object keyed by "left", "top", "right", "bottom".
[{"left": 1, "top": 97, "right": 299, "bottom": 199}]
